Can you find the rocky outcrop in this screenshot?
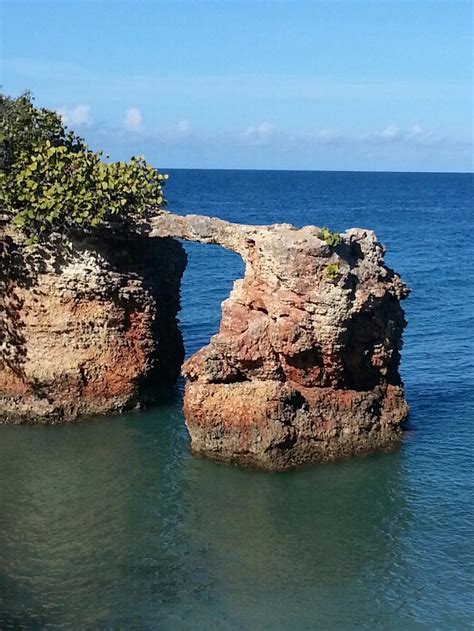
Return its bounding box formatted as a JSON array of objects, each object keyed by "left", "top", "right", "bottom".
[
  {"left": 0, "top": 227, "right": 186, "bottom": 423},
  {"left": 151, "top": 213, "right": 409, "bottom": 470},
  {"left": 1, "top": 210, "right": 409, "bottom": 470}
]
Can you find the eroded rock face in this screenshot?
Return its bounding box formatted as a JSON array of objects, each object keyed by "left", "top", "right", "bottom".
[
  {"left": 0, "top": 227, "right": 186, "bottom": 423},
  {"left": 151, "top": 213, "right": 409, "bottom": 470}
]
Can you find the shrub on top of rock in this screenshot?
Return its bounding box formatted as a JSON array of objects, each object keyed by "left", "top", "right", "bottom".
[
  {"left": 0, "top": 91, "right": 167, "bottom": 243},
  {"left": 317, "top": 226, "right": 342, "bottom": 247}
]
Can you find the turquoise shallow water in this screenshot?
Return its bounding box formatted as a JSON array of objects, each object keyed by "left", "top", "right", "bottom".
[{"left": 1, "top": 171, "right": 473, "bottom": 629}]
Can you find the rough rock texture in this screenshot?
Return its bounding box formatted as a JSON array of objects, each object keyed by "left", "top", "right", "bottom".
[
  {"left": 0, "top": 226, "right": 186, "bottom": 423},
  {"left": 151, "top": 212, "right": 409, "bottom": 470}
]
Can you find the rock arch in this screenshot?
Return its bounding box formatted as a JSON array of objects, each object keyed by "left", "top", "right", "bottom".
[{"left": 150, "top": 212, "right": 409, "bottom": 470}]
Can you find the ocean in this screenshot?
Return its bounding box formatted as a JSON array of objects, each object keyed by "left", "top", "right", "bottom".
[{"left": 1, "top": 170, "right": 473, "bottom": 629}]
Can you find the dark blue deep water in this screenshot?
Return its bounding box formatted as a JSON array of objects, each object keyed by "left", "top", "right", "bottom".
[{"left": 1, "top": 170, "right": 473, "bottom": 629}]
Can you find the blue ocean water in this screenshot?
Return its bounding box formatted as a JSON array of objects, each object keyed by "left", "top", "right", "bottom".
[{"left": 1, "top": 170, "right": 473, "bottom": 629}]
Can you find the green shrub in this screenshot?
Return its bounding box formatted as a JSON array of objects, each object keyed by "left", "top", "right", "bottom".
[
  {"left": 0, "top": 92, "right": 167, "bottom": 242},
  {"left": 317, "top": 226, "right": 342, "bottom": 247},
  {"left": 0, "top": 91, "right": 84, "bottom": 173},
  {"left": 325, "top": 262, "right": 340, "bottom": 281}
]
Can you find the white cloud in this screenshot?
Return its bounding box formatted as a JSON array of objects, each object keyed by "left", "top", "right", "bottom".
[
  {"left": 407, "top": 124, "right": 431, "bottom": 140},
  {"left": 243, "top": 121, "right": 275, "bottom": 144},
  {"left": 156, "top": 119, "right": 193, "bottom": 144},
  {"left": 410, "top": 124, "right": 424, "bottom": 137},
  {"left": 57, "top": 104, "right": 91, "bottom": 126},
  {"left": 123, "top": 107, "right": 143, "bottom": 131},
  {"left": 367, "top": 124, "right": 432, "bottom": 143},
  {"left": 379, "top": 124, "right": 400, "bottom": 139},
  {"left": 176, "top": 119, "right": 191, "bottom": 135}
]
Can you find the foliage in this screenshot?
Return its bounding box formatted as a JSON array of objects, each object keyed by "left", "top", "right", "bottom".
[
  {"left": 317, "top": 227, "right": 342, "bottom": 247},
  {"left": 0, "top": 91, "right": 84, "bottom": 174},
  {"left": 0, "top": 92, "right": 167, "bottom": 242},
  {"left": 1, "top": 142, "right": 167, "bottom": 240},
  {"left": 325, "top": 262, "right": 340, "bottom": 281}
]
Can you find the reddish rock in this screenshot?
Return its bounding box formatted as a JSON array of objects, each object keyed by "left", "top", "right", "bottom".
[
  {"left": 151, "top": 213, "right": 410, "bottom": 470},
  {"left": 0, "top": 227, "right": 186, "bottom": 423}
]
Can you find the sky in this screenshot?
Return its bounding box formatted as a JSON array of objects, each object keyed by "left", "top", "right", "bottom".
[{"left": 1, "top": 0, "right": 473, "bottom": 172}]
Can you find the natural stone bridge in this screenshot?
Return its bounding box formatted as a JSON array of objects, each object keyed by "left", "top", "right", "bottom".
[
  {"left": 149, "top": 212, "right": 409, "bottom": 469},
  {"left": 0, "top": 212, "right": 409, "bottom": 470}
]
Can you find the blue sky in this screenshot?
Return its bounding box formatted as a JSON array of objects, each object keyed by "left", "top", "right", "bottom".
[{"left": 2, "top": 0, "right": 472, "bottom": 172}]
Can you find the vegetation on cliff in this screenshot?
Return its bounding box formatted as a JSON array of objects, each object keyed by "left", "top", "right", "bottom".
[
  {"left": 0, "top": 92, "right": 167, "bottom": 243},
  {"left": 317, "top": 226, "right": 342, "bottom": 247}
]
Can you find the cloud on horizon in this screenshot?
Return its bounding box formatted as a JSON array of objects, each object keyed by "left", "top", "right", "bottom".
[
  {"left": 243, "top": 121, "right": 275, "bottom": 145},
  {"left": 57, "top": 104, "right": 91, "bottom": 126},
  {"left": 175, "top": 119, "right": 191, "bottom": 136},
  {"left": 123, "top": 107, "right": 143, "bottom": 132},
  {"left": 78, "top": 115, "right": 471, "bottom": 173},
  {"left": 46, "top": 92, "right": 470, "bottom": 172}
]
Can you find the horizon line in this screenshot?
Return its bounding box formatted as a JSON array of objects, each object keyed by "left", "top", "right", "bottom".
[{"left": 161, "top": 166, "right": 473, "bottom": 176}]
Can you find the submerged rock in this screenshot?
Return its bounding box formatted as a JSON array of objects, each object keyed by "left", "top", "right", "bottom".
[
  {"left": 151, "top": 212, "right": 409, "bottom": 470},
  {"left": 0, "top": 227, "right": 186, "bottom": 423}
]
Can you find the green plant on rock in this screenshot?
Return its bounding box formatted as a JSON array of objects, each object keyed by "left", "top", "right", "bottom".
[
  {"left": 317, "top": 226, "right": 342, "bottom": 247},
  {"left": 325, "top": 262, "right": 340, "bottom": 281},
  {"left": 0, "top": 91, "right": 167, "bottom": 243}
]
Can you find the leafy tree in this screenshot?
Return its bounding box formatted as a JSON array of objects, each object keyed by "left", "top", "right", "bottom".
[
  {"left": 0, "top": 91, "right": 84, "bottom": 173},
  {"left": 0, "top": 92, "right": 167, "bottom": 242}
]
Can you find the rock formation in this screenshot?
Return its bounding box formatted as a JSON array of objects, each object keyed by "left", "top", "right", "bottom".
[
  {"left": 0, "top": 226, "right": 186, "bottom": 423},
  {"left": 1, "top": 210, "right": 409, "bottom": 470},
  {"left": 151, "top": 212, "right": 409, "bottom": 470}
]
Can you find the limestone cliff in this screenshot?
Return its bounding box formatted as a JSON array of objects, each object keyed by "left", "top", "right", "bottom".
[
  {"left": 151, "top": 212, "right": 409, "bottom": 470},
  {"left": 0, "top": 226, "right": 186, "bottom": 423}
]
